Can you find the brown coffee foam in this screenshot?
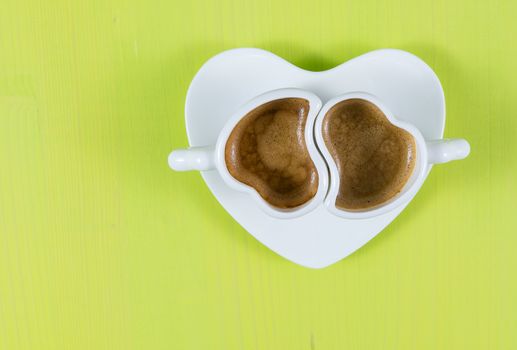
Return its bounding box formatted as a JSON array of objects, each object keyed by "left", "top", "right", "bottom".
[
  {"left": 225, "top": 98, "right": 318, "bottom": 209},
  {"left": 322, "top": 99, "right": 416, "bottom": 210}
]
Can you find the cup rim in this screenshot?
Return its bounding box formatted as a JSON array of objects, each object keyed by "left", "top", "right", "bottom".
[
  {"left": 214, "top": 88, "right": 329, "bottom": 219},
  {"left": 314, "top": 92, "right": 428, "bottom": 220}
]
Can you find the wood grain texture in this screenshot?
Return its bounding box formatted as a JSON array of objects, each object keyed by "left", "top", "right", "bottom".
[{"left": 1, "top": 0, "right": 516, "bottom": 349}]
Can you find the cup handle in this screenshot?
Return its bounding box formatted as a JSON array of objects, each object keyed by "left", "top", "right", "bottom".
[
  {"left": 426, "top": 139, "right": 470, "bottom": 164},
  {"left": 168, "top": 146, "right": 216, "bottom": 171}
]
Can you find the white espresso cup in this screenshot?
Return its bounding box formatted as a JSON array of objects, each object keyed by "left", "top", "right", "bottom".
[
  {"left": 168, "top": 88, "right": 330, "bottom": 219},
  {"left": 314, "top": 92, "right": 470, "bottom": 220}
]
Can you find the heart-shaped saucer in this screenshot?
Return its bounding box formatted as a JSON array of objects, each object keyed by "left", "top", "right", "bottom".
[{"left": 184, "top": 48, "right": 445, "bottom": 268}]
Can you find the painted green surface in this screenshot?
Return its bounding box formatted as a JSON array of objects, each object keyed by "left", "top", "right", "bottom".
[{"left": 1, "top": 0, "right": 516, "bottom": 349}]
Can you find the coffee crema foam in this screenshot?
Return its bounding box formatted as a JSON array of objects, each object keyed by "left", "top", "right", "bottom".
[
  {"left": 322, "top": 99, "right": 416, "bottom": 211},
  {"left": 225, "top": 98, "right": 318, "bottom": 209}
]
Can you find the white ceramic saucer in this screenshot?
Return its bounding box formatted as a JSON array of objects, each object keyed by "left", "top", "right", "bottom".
[{"left": 184, "top": 48, "right": 445, "bottom": 268}]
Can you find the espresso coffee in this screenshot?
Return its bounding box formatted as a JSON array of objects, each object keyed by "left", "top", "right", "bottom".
[
  {"left": 225, "top": 98, "right": 318, "bottom": 209},
  {"left": 322, "top": 99, "right": 416, "bottom": 211}
]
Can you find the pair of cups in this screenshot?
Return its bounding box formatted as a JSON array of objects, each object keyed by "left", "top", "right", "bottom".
[{"left": 169, "top": 88, "right": 470, "bottom": 220}]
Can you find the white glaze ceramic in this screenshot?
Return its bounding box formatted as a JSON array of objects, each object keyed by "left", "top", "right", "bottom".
[
  {"left": 169, "top": 88, "right": 329, "bottom": 219},
  {"left": 170, "top": 47, "right": 452, "bottom": 268},
  {"left": 314, "top": 92, "right": 469, "bottom": 220}
]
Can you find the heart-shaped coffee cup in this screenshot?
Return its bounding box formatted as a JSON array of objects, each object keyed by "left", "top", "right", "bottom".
[
  {"left": 314, "top": 92, "right": 470, "bottom": 220},
  {"left": 169, "top": 88, "right": 329, "bottom": 219}
]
